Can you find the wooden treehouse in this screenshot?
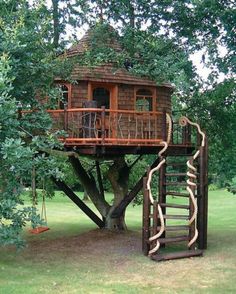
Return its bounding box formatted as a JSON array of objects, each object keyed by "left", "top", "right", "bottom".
[{"left": 33, "top": 26, "right": 208, "bottom": 261}]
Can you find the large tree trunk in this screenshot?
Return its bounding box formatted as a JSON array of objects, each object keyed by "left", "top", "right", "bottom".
[
  {"left": 69, "top": 156, "right": 130, "bottom": 231},
  {"left": 106, "top": 157, "right": 130, "bottom": 230},
  {"left": 52, "top": 0, "right": 60, "bottom": 48}
]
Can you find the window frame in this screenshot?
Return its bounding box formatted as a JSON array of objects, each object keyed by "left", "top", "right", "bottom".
[
  {"left": 56, "top": 82, "right": 72, "bottom": 109},
  {"left": 135, "top": 87, "right": 155, "bottom": 112}
]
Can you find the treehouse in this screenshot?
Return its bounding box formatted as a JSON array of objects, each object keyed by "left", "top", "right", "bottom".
[
  {"left": 48, "top": 26, "right": 175, "bottom": 156},
  {"left": 34, "top": 25, "right": 208, "bottom": 262}
]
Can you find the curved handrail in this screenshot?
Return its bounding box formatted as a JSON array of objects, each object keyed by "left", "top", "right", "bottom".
[
  {"left": 179, "top": 116, "right": 206, "bottom": 248},
  {"left": 146, "top": 113, "right": 172, "bottom": 255}
]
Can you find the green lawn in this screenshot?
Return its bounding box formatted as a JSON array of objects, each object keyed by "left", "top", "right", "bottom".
[{"left": 0, "top": 190, "right": 236, "bottom": 294}]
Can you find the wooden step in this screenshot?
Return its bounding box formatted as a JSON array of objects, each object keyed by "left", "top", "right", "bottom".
[
  {"left": 164, "top": 182, "right": 187, "bottom": 186},
  {"left": 162, "top": 214, "right": 189, "bottom": 220},
  {"left": 151, "top": 249, "right": 203, "bottom": 262},
  {"left": 158, "top": 235, "right": 189, "bottom": 244},
  {"left": 166, "top": 162, "right": 187, "bottom": 167},
  {"left": 160, "top": 203, "right": 190, "bottom": 209},
  {"left": 156, "top": 225, "right": 189, "bottom": 231},
  {"left": 165, "top": 173, "right": 187, "bottom": 177},
  {"left": 166, "top": 191, "right": 189, "bottom": 197}
]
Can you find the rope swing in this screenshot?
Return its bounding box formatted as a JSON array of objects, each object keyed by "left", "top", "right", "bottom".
[{"left": 29, "top": 166, "right": 50, "bottom": 234}]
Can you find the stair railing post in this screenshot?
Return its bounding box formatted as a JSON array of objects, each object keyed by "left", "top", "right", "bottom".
[
  {"left": 159, "top": 156, "right": 166, "bottom": 246},
  {"left": 142, "top": 175, "right": 151, "bottom": 256},
  {"left": 182, "top": 124, "right": 191, "bottom": 145},
  {"left": 188, "top": 158, "right": 196, "bottom": 250},
  {"left": 197, "top": 136, "right": 208, "bottom": 249},
  {"left": 151, "top": 201, "right": 159, "bottom": 251}
]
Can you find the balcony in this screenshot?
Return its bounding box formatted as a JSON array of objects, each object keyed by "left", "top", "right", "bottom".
[{"left": 47, "top": 107, "right": 167, "bottom": 147}]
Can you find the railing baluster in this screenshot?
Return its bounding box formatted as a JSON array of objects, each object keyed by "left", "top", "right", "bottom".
[
  {"left": 162, "top": 109, "right": 167, "bottom": 141},
  {"left": 33, "top": 108, "right": 164, "bottom": 145},
  {"left": 64, "top": 104, "right": 68, "bottom": 131},
  {"left": 101, "top": 106, "right": 106, "bottom": 144}
]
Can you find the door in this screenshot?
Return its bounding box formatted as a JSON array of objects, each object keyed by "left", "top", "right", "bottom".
[{"left": 88, "top": 83, "right": 118, "bottom": 140}]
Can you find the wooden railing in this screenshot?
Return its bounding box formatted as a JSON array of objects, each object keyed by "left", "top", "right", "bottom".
[
  {"left": 46, "top": 107, "right": 165, "bottom": 145},
  {"left": 20, "top": 108, "right": 193, "bottom": 147}
]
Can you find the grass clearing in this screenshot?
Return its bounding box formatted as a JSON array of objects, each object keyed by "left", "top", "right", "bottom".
[{"left": 1, "top": 189, "right": 236, "bottom": 293}]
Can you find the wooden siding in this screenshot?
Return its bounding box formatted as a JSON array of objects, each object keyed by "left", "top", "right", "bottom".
[
  {"left": 118, "top": 84, "right": 134, "bottom": 110},
  {"left": 156, "top": 86, "right": 172, "bottom": 113},
  {"left": 71, "top": 82, "right": 88, "bottom": 108}
]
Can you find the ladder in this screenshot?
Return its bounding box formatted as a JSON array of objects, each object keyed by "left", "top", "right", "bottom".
[{"left": 142, "top": 117, "right": 208, "bottom": 262}]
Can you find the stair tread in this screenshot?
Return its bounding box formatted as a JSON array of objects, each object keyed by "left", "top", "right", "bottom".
[
  {"left": 166, "top": 162, "right": 187, "bottom": 166},
  {"left": 162, "top": 214, "right": 189, "bottom": 220},
  {"left": 156, "top": 225, "right": 189, "bottom": 231},
  {"left": 166, "top": 191, "right": 190, "bottom": 197},
  {"left": 165, "top": 173, "right": 187, "bottom": 176},
  {"left": 151, "top": 249, "right": 203, "bottom": 262},
  {"left": 164, "top": 182, "right": 187, "bottom": 186},
  {"left": 158, "top": 235, "right": 189, "bottom": 243},
  {"left": 160, "top": 203, "right": 190, "bottom": 209}
]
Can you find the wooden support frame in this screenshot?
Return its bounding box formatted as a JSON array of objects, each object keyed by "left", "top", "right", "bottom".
[
  {"left": 158, "top": 156, "right": 166, "bottom": 245},
  {"left": 188, "top": 158, "right": 196, "bottom": 250},
  {"left": 52, "top": 177, "right": 105, "bottom": 228},
  {"left": 151, "top": 201, "right": 158, "bottom": 251},
  {"left": 197, "top": 138, "right": 208, "bottom": 249},
  {"left": 142, "top": 176, "right": 150, "bottom": 255}
]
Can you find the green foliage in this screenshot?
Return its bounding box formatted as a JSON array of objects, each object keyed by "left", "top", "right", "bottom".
[
  {"left": 0, "top": 2, "right": 68, "bottom": 247},
  {"left": 183, "top": 79, "right": 236, "bottom": 185},
  {"left": 226, "top": 177, "right": 236, "bottom": 195}
]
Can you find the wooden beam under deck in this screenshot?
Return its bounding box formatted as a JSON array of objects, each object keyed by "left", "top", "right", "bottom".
[
  {"left": 52, "top": 177, "right": 105, "bottom": 228},
  {"left": 64, "top": 144, "right": 195, "bottom": 156}
]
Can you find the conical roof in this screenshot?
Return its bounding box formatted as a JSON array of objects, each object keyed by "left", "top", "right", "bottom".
[
  {"left": 66, "top": 24, "right": 123, "bottom": 57},
  {"left": 59, "top": 24, "right": 173, "bottom": 89}
]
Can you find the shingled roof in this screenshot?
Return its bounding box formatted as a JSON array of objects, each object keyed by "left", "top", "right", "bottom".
[{"left": 61, "top": 24, "right": 173, "bottom": 89}]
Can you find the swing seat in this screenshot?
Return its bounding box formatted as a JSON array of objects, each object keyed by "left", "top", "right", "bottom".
[{"left": 29, "top": 226, "right": 50, "bottom": 234}]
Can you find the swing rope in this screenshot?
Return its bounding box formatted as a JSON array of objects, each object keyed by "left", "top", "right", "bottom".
[
  {"left": 40, "top": 181, "right": 47, "bottom": 225},
  {"left": 29, "top": 166, "right": 49, "bottom": 234}
]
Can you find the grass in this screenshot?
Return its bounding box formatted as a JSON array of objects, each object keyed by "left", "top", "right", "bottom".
[{"left": 0, "top": 189, "right": 236, "bottom": 293}]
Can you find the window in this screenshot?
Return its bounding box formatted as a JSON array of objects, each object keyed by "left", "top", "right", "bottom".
[
  {"left": 135, "top": 89, "right": 153, "bottom": 111},
  {"left": 93, "top": 87, "right": 110, "bottom": 109},
  {"left": 59, "top": 85, "right": 69, "bottom": 109}
]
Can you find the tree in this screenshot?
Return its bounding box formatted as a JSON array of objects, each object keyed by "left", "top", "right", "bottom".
[
  {"left": 50, "top": 0, "right": 89, "bottom": 49},
  {"left": 0, "top": 0, "right": 70, "bottom": 247},
  {"left": 0, "top": 0, "right": 235, "bottom": 245}
]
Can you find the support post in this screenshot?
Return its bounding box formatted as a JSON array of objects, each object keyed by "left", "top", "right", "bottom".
[
  {"left": 151, "top": 201, "right": 158, "bottom": 251},
  {"left": 197, "top": 138, "right": 208, "bottom": 249},
  {"left": 188, "top": 158, "right": 196, "bottom": 249},
  {"left": 159, "top": 156, "right": 166, "bottom": 245},
  {"left": 52, "top": 177, "right": 105, "bottom": 228},
  {"left": 142, "top": 176, "right": 150, "bottom": 256},
  {"left": 183, "top": 124, "right": 191, "bottom": 145},
  {"left": 101, "top": 106, "right": 106, "bottom": 144}
]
